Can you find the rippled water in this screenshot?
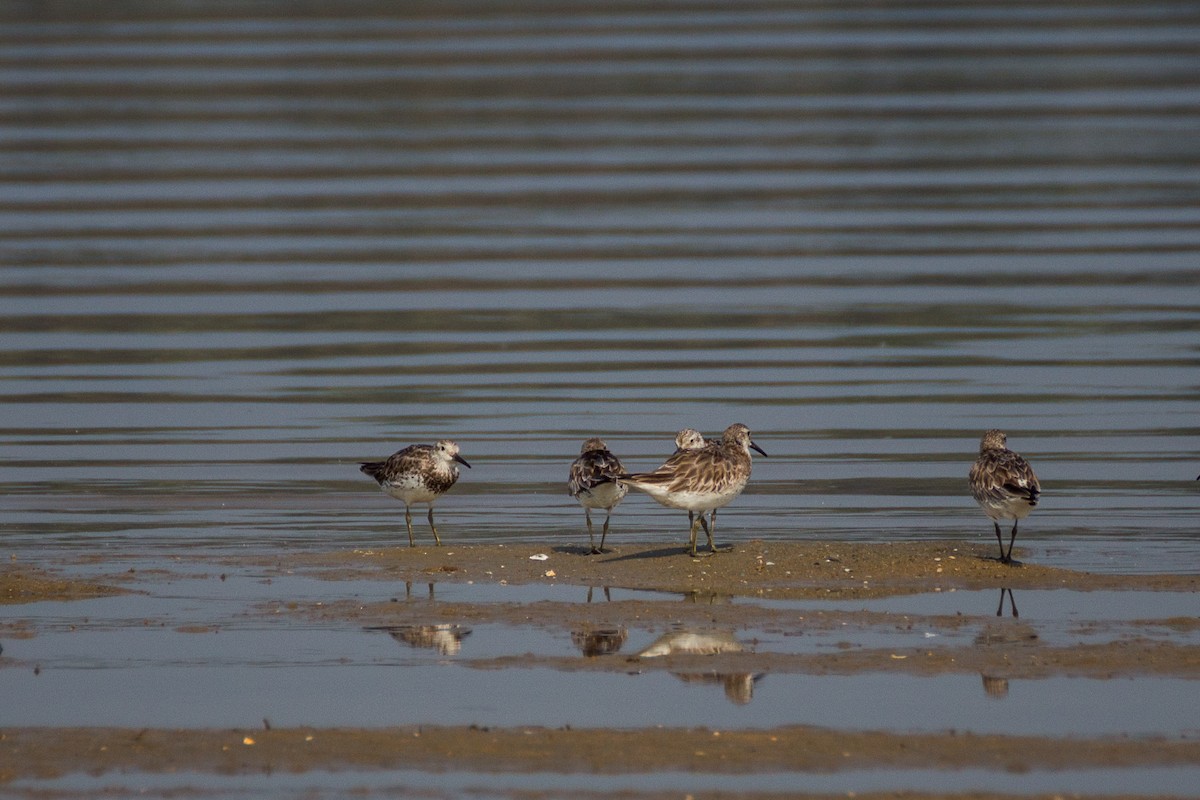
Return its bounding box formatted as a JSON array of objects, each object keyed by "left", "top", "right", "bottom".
[
  {"left": 3, "top": 2, "right": 1199, "bottom": 573},
  {"left": 2, "top": 6, "right": 1198, "bottom": 797}
]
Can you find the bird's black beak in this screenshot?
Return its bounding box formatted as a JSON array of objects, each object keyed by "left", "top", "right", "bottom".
[
  {"left": 455, "top": 454, "right": 472, "bottom": 468},
  {"left": 750, "top": 440, "right": 768, "bottom": 457}
]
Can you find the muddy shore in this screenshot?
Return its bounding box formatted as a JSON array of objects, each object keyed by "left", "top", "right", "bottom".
[{"left": 2, "top": 540, "right": 1197, "bottom": 795}]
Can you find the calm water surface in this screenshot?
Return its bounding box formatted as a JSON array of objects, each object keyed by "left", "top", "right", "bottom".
[{"left": 0, "top": 1, "right": 1197, "bottom": 795}]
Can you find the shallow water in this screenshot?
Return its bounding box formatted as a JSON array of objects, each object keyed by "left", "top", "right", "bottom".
[
  {"left": 18, "top": 766, "right": 1200, "bottom": 800},
  {"left": 1, "top": 0, "right": 1198, "bottom": 796},
  {"left": 2, "top": 571, "right": 1194, "bottom": 729}
]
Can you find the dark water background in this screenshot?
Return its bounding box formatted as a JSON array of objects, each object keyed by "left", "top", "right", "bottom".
[{"left": 2, "top": 1, "right": 1198, "bottom": 568}]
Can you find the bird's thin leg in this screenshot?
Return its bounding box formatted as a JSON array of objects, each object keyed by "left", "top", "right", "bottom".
[
  {"left": 687, "top": 514, "right": 703, "bottom": 557},
  {"left": 598, "top": 509, "right": 612, "bottom": 553},
  {"left": 698, "top": 514, "right": 716, "bottom": 556},
  {"left": 709, "top": 509, "right": 720, "bottom": 552},
  {"left": 993, "top": 521, "right": 1005, "bottom": 562},
  {"left": 691, "top": 513, "right": 715, "bottom": 556},
  {"left": 405, "top": 506, "right": 416, "bottom": 548},
  {"left": 427, "top": 507, "right": 442, "bottom": 546},
  {"left": 1004, "top": 519, "right": 1019, "bottom": 564},
  {"left": 585, "top": 509, "right": 597, "bottom": 554}
]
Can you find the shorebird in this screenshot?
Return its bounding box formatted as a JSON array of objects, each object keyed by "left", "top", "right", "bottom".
[
  {"left": 621, "top": 423, "right": 767, "bottom": 557},
  {"left": 968, "top": 429, "right": 1040, "bottom": 564},
  {"left": 360, "top": 440, "right": 470, "bottom": 547},
  {"left": 672, "top": 428, "right": 710, "bottom": 532},
  {"left": 567, "top": 437, "right": 627, "bottom": 554},
  {"left": 673, "top": 428, "right": 708, "bottom": 454}
]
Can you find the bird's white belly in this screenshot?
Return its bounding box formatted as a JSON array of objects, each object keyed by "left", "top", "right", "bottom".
[
  {"left": 645, "top": 484, "right": 744, "bottom": 512},
  {"left": 382, "top": 476, "right": 441, "bottom": 505},
  {"left": 977, "top": 496, "right": 1035, "bottom": 522},
  {"left": 578, "top": 481, "right": 626, "bottom": 510}
]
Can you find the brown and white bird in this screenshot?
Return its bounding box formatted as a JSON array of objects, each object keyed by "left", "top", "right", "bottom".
[
  {"left": 567, "top": 437, "right": 628, "bottom": 554},
  {"left": 620, "top": 423, "right": 767, "bottom": 557},
  {"left": 672, "top": 428, "right": 711, "bottom": 532},
  {"left": 968, "top": 429, "right": 1040, "bottom": 564},
  {"left": 360, "top": 440, "right": 471, "bottom": 547},
  {"left": 673, "top": 428, "right": 708, "bottom": 454}
]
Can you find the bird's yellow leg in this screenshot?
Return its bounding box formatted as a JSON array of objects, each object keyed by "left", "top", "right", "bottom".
[{"left": 427, "top": 507, "right": 442, "bottom": 546}]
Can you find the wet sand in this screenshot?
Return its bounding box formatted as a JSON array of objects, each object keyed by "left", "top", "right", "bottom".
[
  {"left": 4, "top": 723, "right": 1200, "bottom": 785},
  {"left": 2, "top": 540, "right": 1198, "bottom": 795},
  {"left": 280, "top": 539, "right": 1200, "bottom": 597}
]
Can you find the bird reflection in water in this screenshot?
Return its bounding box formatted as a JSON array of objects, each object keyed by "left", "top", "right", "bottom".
[
  {"left": 636, "top": 628, "right": 761, "bottom": 705},
  {"left": 975, "top": 588, "right": 1024, "bottom": 699},
  {"left": 682, "top": 590, "right": 733, "bottom": 605},
  {"left": 638, "top": 628, "right": 744, "bottom": 658},
  {"left": 400, "top": 581, "right": 435, "bottom": 601},
  {"left": 571, "top": 625, "right": 628, "bottom": 657},
  {"left": 585, "top": 586, "right": 613, "bottom": 603},
  {"left": 368, "top": 624, "right": 471, "bottom": 656},
  {"left": 995, "top": 587, "right": 1018, "bottom": 618},
  {"left": 672, "top": 672, "right": 762, "bottom": 705},
  {"left": 980, "top": 674, "right": 1010, "bottom": 699}
]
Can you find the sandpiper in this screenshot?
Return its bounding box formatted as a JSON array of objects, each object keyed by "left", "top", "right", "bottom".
[
  {"left": 673, "top": 428, "right": 708, "bottom": 454},
  {"left": 968, "top": 429, "right": 1040, "bottom": 564},
  {"left": 360, "top": 440, "right": 470, "bottom": 547},
  {"left": 621, "top": 423, "right": 767, "bottom": 557},
  {"left": 673, "top": 428, "right": 710, "bottom": 532},
  {"left": 568, "top": 437, "right": 627, "bottom": 554}
]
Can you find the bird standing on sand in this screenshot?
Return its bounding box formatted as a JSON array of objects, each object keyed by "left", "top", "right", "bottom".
[
  {"left": 620, "top": 423, "right": 767, "bottom": 557},
  {"left": 568, "top": 438, "right": 627, "bottom": 554},
  {"left": 672, "top": 427, "right": 710, "bottom": 532},
  {"left": 968, "top": 429, "right": 1040, "bottom": 564},
  {"left": 360, "top": 440, "right": 471, "bottom": 547}
]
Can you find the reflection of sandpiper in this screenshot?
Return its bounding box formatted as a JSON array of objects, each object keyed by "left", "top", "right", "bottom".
[
  {"left": 636, "top": 628, "right": 744, "bottom": 658},
  {"left": 683, "top": 590, "right": 733, "bottom": 605},
  {"left": 360, "top": 440, "right": 471, "bottom": 547},
  {"left": 571, "top": 626, "right": 628, "bottom": 657},
  {"left": 995, "top": 587, "right": 1018, "bottom": 618},
  {"left": 620, "top": 424, "right": 767, "bottom": 557},
  {"left": 673, "top": 671, "right": 762, "bottom": 705},
  {"left": 981, "top": 674, "right": 1010, "bottom": 699},
  {"left": 401, "top": 581, "right": 435, "bottom": 600},
  {"left": 968, "top": 429, "right": 1040, "bottom": 564},
  {"left": 636, "top": 629, "right": 759, "bottom": 704},
  {"left": 585, "top": 586, "right": 612, "bottom": 603},
  {"left": 368, "top": 624, "right": 471, "bottom": 656},
  {"left": 567, "top": 438, "right": 627, "bottom": 554}
]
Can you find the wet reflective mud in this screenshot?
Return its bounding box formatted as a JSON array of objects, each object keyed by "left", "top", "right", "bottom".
[{"left": 2, "top": 542, "right": 1197, "bottom": 800}]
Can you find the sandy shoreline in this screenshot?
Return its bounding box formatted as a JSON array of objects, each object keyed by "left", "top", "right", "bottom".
[{"left": 273, "top": 539, "right": 1200, "bottom": 597}]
